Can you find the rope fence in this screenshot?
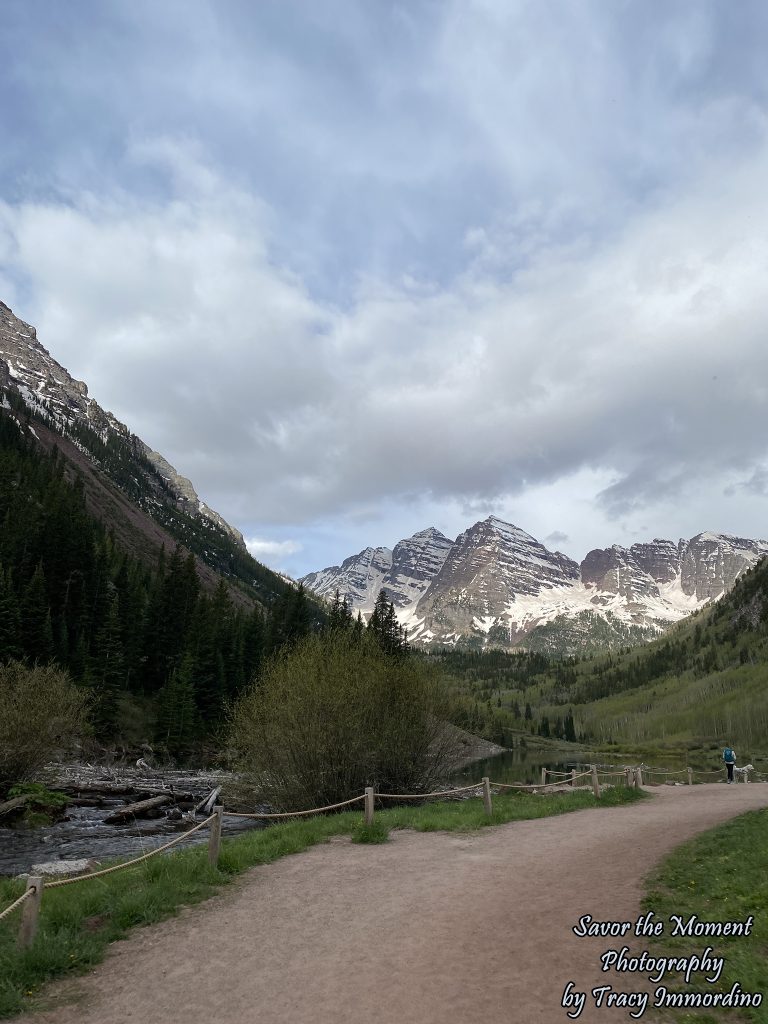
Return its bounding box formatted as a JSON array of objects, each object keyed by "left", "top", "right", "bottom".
[
  {"left": 224, "top": 795, "right": 365, "bottom": 819},
  {"left": 0, "top": 756, "right": 751, "bottom": 950},
  {"left": 0, "top": 886, "right": 35, "bottom": 923},
  {"left": 376, "top": 782, "right": 483, "bottom": 801},
  {"left": 45, "top": 814, "right": 217, "bottom": 888},
  {"left": 493, "top": 770, "right": 593, "bottom": 791}
]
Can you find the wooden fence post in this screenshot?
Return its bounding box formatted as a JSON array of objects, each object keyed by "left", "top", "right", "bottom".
[
  {"left": 635, "top": 766, "right": 643, "bottom": 788},
  {"left": 540, "top": 767, "right": 547, "bottom": 786},
  {"left": 687, "top": 767, "right": 693, "bottom": 786},
  {"left": 208, "top": 805, "right": 223, "bottom": 868},
  {"left": 18, "top": 876, "right": 43, "bottom": 950},
  {"left": 591, "top": 765, "right": 601, "bottom": 799},
  {"left": 482, "top": 777, "right": 493, "bottom": 816},
  {"left": 570, "top": 769, "right": 577, "bottom": 787},
  {"left": 364, "top": 787, "right": 375, "bottom": 827},
  {"left": 624, "top": 768, "right": 631, "bottom": 787}
]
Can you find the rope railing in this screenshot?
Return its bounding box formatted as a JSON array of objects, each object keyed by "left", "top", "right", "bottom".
[
  {"left": 224, "top": 795, "right": 366, "bottom": 819},
  {"left": 45, "top": 814, "right": 217, "bottom": 888},
  {"left": 492, "top": 770, "right": 593, "bottom": 791},
  {"left": 0, "top": 811, "right": 220, "bottom": 950},
  {"left": 1, "top": 758, "right": 746, "bottom": 951},
  {"left": 0, "top": 885, "right": 36, "bottom": 923},
  {"left": 376, "top": 782, "right": 483, "bottom": 801}
]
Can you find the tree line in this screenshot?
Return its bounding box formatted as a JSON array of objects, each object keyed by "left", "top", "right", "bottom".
[
  {"left": 0, "top": 399, "right": 317, "bottom": 754},
  {"left": 1, "top": 398, "right": 418, "bottom": 759}
]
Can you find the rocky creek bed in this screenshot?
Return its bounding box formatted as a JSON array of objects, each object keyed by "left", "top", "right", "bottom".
[{"left": 0, "top": 763, "right": 265, "bottom": 877}]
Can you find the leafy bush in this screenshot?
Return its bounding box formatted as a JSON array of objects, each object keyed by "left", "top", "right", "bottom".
[
  {"left": 230, "top": 631, "right": 463, "bottom": 810},
  {"left": 0, "top": 660, "right": 90, "bottom": 794}
]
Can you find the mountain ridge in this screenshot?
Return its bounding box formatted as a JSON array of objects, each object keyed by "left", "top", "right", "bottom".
[
  {"left": 0, "top": 300, "right": 290, "bottom": 607},
  {"left": 301, "top": 517, "right": 768, "bottom": 653}
]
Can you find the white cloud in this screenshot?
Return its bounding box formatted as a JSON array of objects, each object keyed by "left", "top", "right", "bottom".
[
  {"left": 3, "top": 131, "right": 768, "bottom": 575},
  {"left": 245, "top": 537, "right": 302, "bottom": 559},
  {"left": 3, "top": 2, "right": 768, "bottom": 573}
]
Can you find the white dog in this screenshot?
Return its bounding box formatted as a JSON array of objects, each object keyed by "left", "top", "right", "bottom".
[{"left": 733, "top": 764, "right": 754, "bottom": 783}]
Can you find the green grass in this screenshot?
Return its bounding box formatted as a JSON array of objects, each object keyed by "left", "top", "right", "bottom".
[
  {"left": 0, "top": 785, "right": 643, "bottom": 1018},
  {"left": 643, "top": 808, "right": 768, "bottom": 1024}
]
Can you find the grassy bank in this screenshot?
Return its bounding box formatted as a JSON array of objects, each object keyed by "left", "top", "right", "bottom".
[
  {"left": 643, "top": 808, "right": 768, "bottom": 1024},
  {"left": 0, "top": 785, "right": 643, "bottom": 1017}
]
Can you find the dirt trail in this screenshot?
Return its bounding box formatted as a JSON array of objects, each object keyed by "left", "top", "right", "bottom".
[{"left": 16, "top": 784, "right": 768, "bottom": 1024}]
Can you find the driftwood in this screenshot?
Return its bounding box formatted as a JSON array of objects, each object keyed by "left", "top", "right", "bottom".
[
  {"left": 194, "top": 786, "right": 222, "bottom": 817},
  {"left": 60, "top": 783, "right": 196, "bottom": 801},
  {"left": 0, "top": 793, "right": 34, "bottom": 819},
  {"left": 104, "top": 794, "right": 172, "bottom": 824}
]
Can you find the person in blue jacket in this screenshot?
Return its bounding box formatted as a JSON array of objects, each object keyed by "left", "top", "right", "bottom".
[{"left": 723, "top": 744, "right": 736, "bottom": 783}]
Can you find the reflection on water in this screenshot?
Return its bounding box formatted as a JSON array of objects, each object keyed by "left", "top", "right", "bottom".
[
  {"left": 453, "top": 746, "right": 728, "bottom": 787},
  {"left": 454, "top": 747, "right": 584, "bottom": 787}
]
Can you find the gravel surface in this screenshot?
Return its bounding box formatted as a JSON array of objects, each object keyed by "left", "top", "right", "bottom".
[{"left": 15, "top": 783, "right": 768, "bottom": 1024}]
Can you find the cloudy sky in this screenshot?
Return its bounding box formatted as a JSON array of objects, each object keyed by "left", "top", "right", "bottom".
[{"left": 2, "top": 0, "right": 768, "bottom": 577}]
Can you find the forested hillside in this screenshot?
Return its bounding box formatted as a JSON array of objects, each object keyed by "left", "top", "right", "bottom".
[{"left": 0, "top": 387, "right": 318, "bottom": 755}]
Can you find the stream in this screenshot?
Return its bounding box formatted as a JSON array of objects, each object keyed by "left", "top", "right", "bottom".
[
  {"left": 0, "top": 792, "right": 264, "bottom": 877},
  {"left": 0, "top": 763, "right": 267, "bottom": 877}
]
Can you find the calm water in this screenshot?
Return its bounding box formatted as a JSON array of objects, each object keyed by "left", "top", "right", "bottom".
[{"left": 452, "top": 746, "right": 737, "bottom": 787}]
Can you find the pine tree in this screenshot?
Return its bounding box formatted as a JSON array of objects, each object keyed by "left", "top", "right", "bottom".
[
  {"left": 328, "top": 590, "right": 353, "bottom": 631},
  {"left": 0, "top": 566, "right": 21, "bottom": 660},
  {"left": 368, "top": 589, "right": 408, "bottom": 656},
  {"left": 267, "top": 582, "right": 313, "bottom": 653},
  {"left": 20, "top": 563, "right": 55, "bottom": 662},
  {"left": 92, "top": 593, "right": 125, "bottom": 731},
  {"left": 563, "top": 709, "right": 577, "bottom": 743},
  {"left": 157, "top": 653, "right": 199, "bottom": 757}
]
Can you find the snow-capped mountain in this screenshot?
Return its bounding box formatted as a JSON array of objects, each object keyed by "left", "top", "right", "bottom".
[
  {"left": 0, "top": 300, "right": 243, "bottom": 547},
  {"left": 301, "top": 527, "right": 454, "bottom": 612},
  {"left": 301, "top": 517, "right": 768, "bottom": 652}
]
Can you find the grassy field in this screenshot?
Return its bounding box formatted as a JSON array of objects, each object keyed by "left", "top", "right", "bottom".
[
  {"left": 0, "top": 785, "right": 643, "bottom": 1018},
  {"left": 643, "top": 807, "right": 768, "bottom": 1023}
]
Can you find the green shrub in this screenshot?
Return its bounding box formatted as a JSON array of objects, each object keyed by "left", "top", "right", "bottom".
[
  {"left": 230, "top": 631, "right": 463, "bottom": 810},
  {"left": 0, "top": 660, "right": 90, "bottom": 795}
]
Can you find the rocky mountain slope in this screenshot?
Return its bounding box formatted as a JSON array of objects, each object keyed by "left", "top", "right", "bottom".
[
  {"left": 302, "top": 517, "right": 768, "bottom": 653},
  {"left": 0, "top": 300, "right": 290, "bottom": 606},
  {"left": 301, "top": 527, "right": 454, "bottom": 612}
]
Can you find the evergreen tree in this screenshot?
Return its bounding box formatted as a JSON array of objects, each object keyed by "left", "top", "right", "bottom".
[
  {"left": 368, "top": 589, "right": 409, "bottom": 656},
  {"left": 157, "top": 653, "right": 199, "bottom": 757},
  {"left": 563, "top": 709, "right": 577, "bottom": 743},
  {"left": 91, "top": 593, "right": 125, "bottom": 731},
  {"left": 328, "top": 590, "right": 353, "bottom": 631},
  {"left": 20, "top": 563, "right": 55, "bottom": 663},
  {"left": 0, "top": 566, "right": 20, "bottom": 660},
  {"left": 267, "top": 582, "right": 313, "bottom": 653},
  {"left": 352, "top": 611, "right": 364, "bottom": 643}
]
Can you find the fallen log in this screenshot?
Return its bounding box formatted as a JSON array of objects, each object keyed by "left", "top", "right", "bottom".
[
  {"left": 60, "top": 783, "right": 196, "bottom": 801},
  {"left": 0, "top": 793, "right": 33, "bottom": 819},
  {"left": 194, "top": 785, "right": 222, "bottom": 817},
  {"left": 104, "top": 794, "right": 172, "bottom": 824}
]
